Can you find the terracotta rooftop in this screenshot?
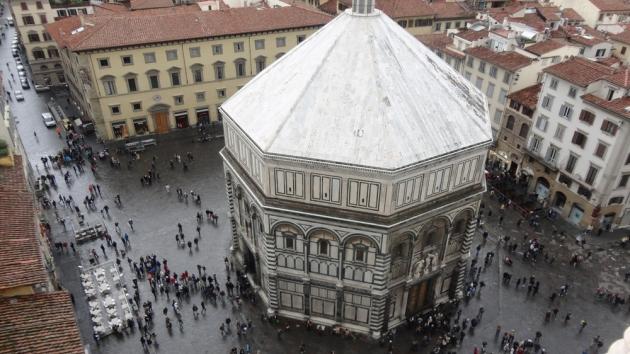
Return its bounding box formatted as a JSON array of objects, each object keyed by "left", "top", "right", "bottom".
[
  {"left": 588, "top": 0, "right": 630, "bottom": 12},
  {"left": 561, "top": 8, "right": 584, "bottom": 22},
  {"left": 597, "top": 56, "right": 622, "bottom": 67},
  {"left": 0, "top": 292, "right": 83, "bottom": 354},
  {"left": 130, "top": 0, "right": 174, "bottom": 10},
  {"left": 610, "top": 29, "right": 630, "bottom": 45},
  {"left": 508, "top": 12, "right": 547, "bottom": 31},
  {"left": 376, "top": 0, "right": 474, "bottom": 19},
  {"left": 416, "top": 33, "right": 465, "bottom": 58},
  {"left": 554, "top": 25, "right": 606, "bottom": 47},
  {"left": 0, "top": 155, "right": 48, "bottom": 291},
  {"left": 47, "top": 5, "right": 332, "bottom": 51},
  {"left": 455, "top": 29, "right": 489, "bottom": 42},
  {"left": 544, "top": 57, "right": 614, "bottom": 87},
  {"left": 507, "top": 83, "right": 541, "bottom": 109},
  {"left": 536, "top": 6, "right": 560, "bottom": 21},
  {"left": 604, "top": 67, "right": 630, "bottom": 88},
  {"left": 464, "top": 47, "right": 532, "bottom": 72},
  {"left": 582, "top": 93, "right": 630, "bottom": 119},
  {"left": 525, "top": 39, "right": 565, "bottom": 56}
]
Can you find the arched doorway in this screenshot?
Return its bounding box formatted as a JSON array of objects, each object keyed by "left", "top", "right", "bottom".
[
  {"left": 568, "top": 203, "right": 584, "bottom": 225},
  {"left": 534, "top": 177, "right": 551, "bottom": 201},
  {"left": 602, "top": 213, "right": 615, "bottom": 231},
  {"left": 148, "top": 103, "right": 171, "bottom": 134},
  {"left": 553, "top": 191, "right": 567, "bottom": 209}
]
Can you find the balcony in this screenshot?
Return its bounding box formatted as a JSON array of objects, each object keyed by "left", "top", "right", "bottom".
[{"left": 49, "top": 0, "right": 90, "bottom": 9}]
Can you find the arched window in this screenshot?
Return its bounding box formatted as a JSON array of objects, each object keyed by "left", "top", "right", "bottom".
[
  {"left": 234, "top": 58, "right": 246, "bottom": 77},
  {"left": 47, "top": 46, "right": 59, "bottom": 58},
  {"left": 40, "top": 65, "right": 49, "bottom": 71},
  {"left": 32, "top": 48, "right": 45, "bottom": 60},
  {"left": 213, "top": 61, "right": 225, "bottom": 80},
  {"left": 309, "top": 229, "right": 337, "bottom": 258},
  {"left": 191, "top": 64, "right": 203, "bottom": 83},
  {"left": 274, "top": 223, "right": 301, "bottom": 251},
  {"left": 27, "top": 31, "right": 40, "bottom": 42},
  {"left": 506, "top": 115, "right": 515, "bottom": 130},
  {"left": 100, "top": 75, "right": 116, "bottom": 96},
  {"left": 146, "top": 69, "right": 160, "bottom": 89},
  {"left": 519, "top": 123, "right": 529, "bottom": 138},
  {"left": 53, "top": 63, "right": 62, "bottom": 69}
]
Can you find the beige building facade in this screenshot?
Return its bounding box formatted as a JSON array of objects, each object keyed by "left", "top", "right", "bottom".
[
  {"left": 10, "top": 0, "right": 93, "bottom": 87},
  {"left": 47, "top": 5, "right": 331, "bottom": 140}
]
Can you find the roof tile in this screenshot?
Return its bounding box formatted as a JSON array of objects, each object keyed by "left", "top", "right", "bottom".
[{"left": 464, "top": 47, "right": 532, "bottom": 72}]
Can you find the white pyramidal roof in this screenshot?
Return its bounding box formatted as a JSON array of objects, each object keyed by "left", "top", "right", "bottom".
[{"left": 221, "top": 8, "right": 492, "bottom": 171}]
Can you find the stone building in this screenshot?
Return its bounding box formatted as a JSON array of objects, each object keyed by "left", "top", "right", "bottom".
[{"left": 219, "top": 0, "right": 493, "bottom": 337}]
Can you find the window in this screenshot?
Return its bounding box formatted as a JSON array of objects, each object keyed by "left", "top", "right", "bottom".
[
  {"left": 486, "top": 83, "right": 495, "bottom": 97},
  {"left": 21, "top": 2, "right": 28, "bottom": 10},
  {"left": 565, "top": 154, "right": 578, "bottom": 173},
  {"left": 622, "top": 46, "right": 627, "bottom": 55},
  {"left": 503, "top": 72, "right": 512, "bottom": 84},
  {"left": 111, "top": 122, "right": 128, "bottom": 139},
  {"left": 27, "top": 32, "right": 40, "bottom": 42},
  {"left": 464, "top": 71, "right": 472, "bottom": 80},
  {"left": 466, "top": 56, "right": 474, "bottom": 68},
  {"left": 233, "top": 41, "right": 244, "bottom": 52},
  {"left": 572, "top": 131, "right": 587, "bottom": 148},
  {"left": 42, "top": 32, "right": 51, "bottom": 41},
  {"left": 445, "top": 22, "right": 452, "bottom": 30},
  {"left": 174, "top": 95, "right": 184, "bottom": 105},
  {"left": 489, "top": 66, "right": 498, "bottom": 78},
  {"left": 255, "top": 56, "right": 266, "bottom": 73},
  {"left": 166, "top": 50, "right": 178, "bottom": 61},
  {"left": 47, "top": 47, "right": 59, "bottom": 58},
  {"left": 609, "top": 196, "right": 624, "bottom": 204},
  {"left": 170, "top": 70, "right": 181, "bottom": 86},
  {"left": 550, "top": 78, "right": 558, "bottom": 90},
  {"left": 545, "top": 145, "right": 560, "bottom": 163},
  {"left": 144, "top": 52, "right": 156, "bottom": 63},
  {"left": 607, "top": 88, "right": 615, "bottom": 101},
  {"left": 121, "top": 55, "right": 133, "bottom": 65},
  {"left": 126, "top": 76, "right": 138, "bottom": 92},
  {"left": 214, "top": 62, "right": 225, "bottom": 80},
  {"left": 541, "top": 95, "right": 554, "bottom": 110},
  {"left": 529, "top": 135, "right": 542, "bottom": 152},
  {"left": 253, "top": 39, "right": 265, "bottom": 50},
  {"left": 579, "top": 110, "right": 595, "bottom": 125},
  {"left": 505, "top": 115, "right": 515, "bottom": 130},
  {"left": 212, "top": 44, "right": 223, "bottom": 55},
  {"left": 536, "top": 115, "right": 549, "bottom": 132},
  {"left": 285, "top": 236, "right": 295, "bottom": 250},
  {"left": 618, "top": 174, "right": 630, "bottom": 188},
  {"left": 354, "top": 246, "right": 367, "bottom": 262},
  {"left": 297, "top": 34, "right": 306, "bottom": 43},
  {"left": 559, "top": 103, "right": 574, "bottom": 119},
  {"left": 594, "top": 142, "right": 608, "bottom": 158},
  {"left": 68, "top": 9, "right": 77, "bottom": 15},
  {"left": 276, "top": 37, "right": 286, "bottom": 47},
  {"left": 585, "top": 165, "right": 599, "bottom": 185},
  {"left": 601, "top": 120, "right": 619, "bottom": 136},
  {"left": 110, "top": 105, "right": 121, "bottom": 115},
  {"left": 475, "top": 77, "right": 483, "bottom": 89},
  {"left": 568, "top": 86, "right": 577, "bottom": 98},
  {"left": 435, "top": 22, "right": 442, "bottom": 31},
  {"left": 147, "top": 71, "right": 160, "bottom": 89},
  {"left": 39, "top": 15, "right": 47, "bottom": 24},
  {"left": 519, "top": 123, "right": 529, "bottom": 138},
  {"left": 235, "top": 59, "right": 246, "bottom": 77},
  {"left": 195, "top": 92, "right": 205, "bottom": 102},
  {"left": 57, "top": 10, "right": 67, "bottom": 17},
  {"left": 478, "top": 61, "right": 486, "bottom": 73},
  {"left": 132, "top": 102, "right": 142, "bottom": 111},
  {"left": 32, "top": 49, "right": 45, "bottom": 60},
  {"left": 499, "top": 88, "right": 508, "bottom": 104},
  {"left": 189, "top": 47, "right": 201, "bottom": 58},
  {"left": 36, "top": 1, "right": 43, "bottom": 9},
  {"left": 343, "top": 293, "right": 371, "bottom": 323},
  {"left": 217, "top": 89, "right": 226, "bottom": 98},
  {"left": 558, "top": 174, "right": 573, "bottom": 187},
  {"left": 554, "top": 124, "right": 566, "bottom": 140},
  {"left": 133, "top": 118, "right": 149, "bottom": 135},
  {"left": 493, "top": 109, "right": 503, "bottom": 124},
  {"left": 318, "top": 240, "right": 329, "bottom": 255},
  {"left": 192, "top": 65, "right": 203, "bottom": 83},
  {"left": 596, "top": 48, "right": 606, "bottom": 57},
  {"left": 98, "top": 58, "right": 110, "bottom": 68},
  {"left": 22, "top": 16, "right": 35, "bottom": 25},
  {"left": 509, "top": 99, "right": 522, "bottom": 111},
  {"left": 102, "top": 77, "right": 116, "bottom": 95}
]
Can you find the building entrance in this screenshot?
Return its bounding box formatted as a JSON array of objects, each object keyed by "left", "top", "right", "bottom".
[
  {"left": 405, "top": 278, "right": 433, "bottom": 316},
  {"left": 243, "top": 246, "right": 260, "bottom": 285},
  {"left": 153, "top": 112, "right": 169, "bottom": 133}
]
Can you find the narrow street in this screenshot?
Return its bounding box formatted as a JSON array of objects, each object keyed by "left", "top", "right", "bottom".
[{"left": 1, "top": 10, "right": 629, "bottom": 353}]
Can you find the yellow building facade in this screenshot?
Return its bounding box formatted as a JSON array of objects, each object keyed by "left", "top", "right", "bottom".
[{"left": 48, "top": 5, "right": 331, "bottom": 140}]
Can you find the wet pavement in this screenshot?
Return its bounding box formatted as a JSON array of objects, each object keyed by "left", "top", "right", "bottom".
[{"left": 2, "top": 8, "right": 630, "bottom": 353}]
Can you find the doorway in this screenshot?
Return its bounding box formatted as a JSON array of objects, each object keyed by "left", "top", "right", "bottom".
[
  {"left": 534, "top": 177, "right": 550, "bottom": 201},
  {"left": 568, "top": 203, "right": 584, "bottom": 225},
  {"left": 153, "top": 111, "right": 169, "bottom": 134},
  {"left": 553, "top": 191, "right": 566, "bottom": 210},
  {"left": 405, "top": 278, "right": 433, "bottom": 317},
  {"left": 243, "top": 246, "right": 260, "bottom": 285}
]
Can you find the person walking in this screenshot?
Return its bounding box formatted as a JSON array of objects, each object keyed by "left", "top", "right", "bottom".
[
  {"left": 128, "top": 218, "right": 134, "bottom": 231},
  {"left": 579, "top": 320, "right": 587, "bottom": 333}
]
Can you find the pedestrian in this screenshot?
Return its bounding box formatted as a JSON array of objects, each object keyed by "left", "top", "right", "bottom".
[
  {"left": 564, "top": 313, "right": 572, "bottom": 324},
  {"left": 192, "top": 304, "right": 199, "bottom": 319},
  {"left": 579, "top": 320, "right": 587, "bottom": 333},
  {"left": 128, "top": 218, "right": 134, "bottom": 231},
  {"left": 70, "top": 242, "right": 76, "bottom": 254},
  {"left": 201, "top": 301, "right": 206, "bottom": 314},
  {"left": 100, "top": 244, "right": 106, "bottom": 256},
  {"left": 165, "top": 184, "right": 170, "bottom": 193},
  {"left": 196, "top": 226, "right": 201, "bottom": 237}
]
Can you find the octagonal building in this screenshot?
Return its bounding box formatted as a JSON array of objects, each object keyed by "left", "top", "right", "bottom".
[{"left": 219, "top": 0, "right": 493, "bottom": 337}]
